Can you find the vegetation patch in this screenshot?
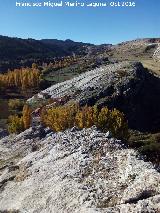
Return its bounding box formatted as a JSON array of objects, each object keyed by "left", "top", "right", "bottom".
[
  {"left": 128, "top": 131, "right": 160, "bottom": 167},
  {"left": 7, "top": 104, "right": 31, "bottom": 134},
  {"left": 0, "top": 67, "right": 40, "bottom": 92},
  {"left": 8, "top": 99, "right": 25, "bottom": 111},
  {"left": 41, "top": 103, "right": 128, "bottom": 139}
]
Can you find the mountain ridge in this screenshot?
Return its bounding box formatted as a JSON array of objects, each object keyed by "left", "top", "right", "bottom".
[
  {"left": 0, "top": 35, "right": 94, "bottom": 72},
  {"left": 1, "top": 35, "right": 160, "bottom": 72}
]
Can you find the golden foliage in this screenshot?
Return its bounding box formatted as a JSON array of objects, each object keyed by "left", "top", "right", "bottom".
[
  {"left": 0, "top": 67, "right": 40, "bottom": 90},
  {"left": 109, "top": 108, "right": 129, "bottom": 139},
  {"left": 22, "top": 105, "right": 31, "bottom": 129},
  {"left": 8, "top": 104, "right": 32, "bottom": 134},
  {"left": 7, "top": 100, "right": 128, "bottom": 139},
  {"left": 41, "top": 103, "right": 79, "bottom": 132},
  {"left": 41, "top": 103, "right": 128, "bottom": 139},
  {"left": 8, "top": 115, "right": 24, "bottom": 134},
  {"left": 32, "top": 63, "right": 38, "bottom": 69},
  {"left": 97, "top": 107, "right": 110, "bottom": 130},
  {"left": 75, "top": 106, "right": 94, "bottom": 129}
]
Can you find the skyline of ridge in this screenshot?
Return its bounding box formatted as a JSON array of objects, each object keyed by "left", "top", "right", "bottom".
[{"left": 1, "top": 34, "right": 160, "bottom": 46}]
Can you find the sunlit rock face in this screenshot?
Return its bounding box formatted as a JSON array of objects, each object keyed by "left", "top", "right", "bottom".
[
  {"left": 0, "top": 126, "right": 159, "bottom": 212},
  {"left": 153, "top": 44, "right": 160, "bottom": 61}
]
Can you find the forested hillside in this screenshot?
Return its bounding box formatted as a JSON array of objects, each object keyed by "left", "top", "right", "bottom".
[{"left": 0, "top": 35, "right": 93, "bottom": 72}]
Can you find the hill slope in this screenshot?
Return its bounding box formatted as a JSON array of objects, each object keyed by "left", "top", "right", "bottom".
[
  {"left": 0, "top": 35, "right": 93, "bottom": 72},
  {"left": 1, "top": 36, "right": 160, "bottom": 74},
  {"left": 28, "top": 61, "right": 160, "bottom": 132},
  {"left": 105, "top": 38, "right": 160, "bottom": 76},
  {"left": 0, "top": 36, "right": 93, "bottom": 60},
  {"left": 107, "top": 38, "right": 160, "bottom": 61}
]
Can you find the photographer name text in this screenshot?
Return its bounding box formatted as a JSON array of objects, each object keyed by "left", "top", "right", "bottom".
[{"left": 16, "top": 1, "right": 136, "bottom": 8}]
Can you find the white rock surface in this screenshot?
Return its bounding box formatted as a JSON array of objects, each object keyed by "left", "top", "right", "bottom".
[
  {"left": 27, "top": 61, "right": 140, "bottom": 103},
  {"left": 0, "top": 126, "right": 159, "bottom": 212},
  {"left": 153, "top": 43, "right": 160, "bottom": 61}
]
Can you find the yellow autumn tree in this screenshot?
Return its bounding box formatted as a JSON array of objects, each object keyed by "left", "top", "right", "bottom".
[
  {"left": 75, "top": 106, "right": 94, "bottom": 128},
  {"left": 22, "top": 105, "right": 31, "bottom": 129},
  {"left": 109, "top": 108, "right": 128, "bottom": 139},
  {"left": 75, "top": 105, "right": 87, "bottom": 129},
  {"left": 8, "top": 115, "right": 24, "bottom": 134},
  {"left": 42, "top": 103, "right": 79, "bottom": 132},
  {"left": 0, "top": 67, "right": 40, "bottom": 91},
  {"left": 97, "top": 107, "right": 110, "bottom": 131},
  {"left": 93, "top": 105, "right": 99, "bottom": 126},
  {"left": 42, "top": 103, "right": 128, "bottom": 139},
  {"left": 32, "top": 63, "right": 38, "bottom": 69}
]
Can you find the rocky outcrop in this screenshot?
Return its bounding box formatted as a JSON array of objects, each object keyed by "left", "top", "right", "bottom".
[
  {"left": 153, "top": 43, "right": 160, "bottom": 61},
  {"left": 28, "top": 61, "right": 143, "bottom": 102},
  {"left": 0, "top": 128, "right": 8, "bottom": 139},
  {"left": 0, "top": 126, "right": 159, "bottom": 212},
  {"left": 28, "top": 61, "right": 160, "bottom": 132}
]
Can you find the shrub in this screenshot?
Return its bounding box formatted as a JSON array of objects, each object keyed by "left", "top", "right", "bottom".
[
  {"left": 97, "top": 107, "right": 110, "bottom": 131},
  {"left": 109, "top": 108, "right": 129, "bottom": 139},
  {"left": 8, "top": 115, "right": 24, "bottom": 134},
  {"left": 7, "top": 104, "right": 31, "bottom": 134},
  {"left": 128, "top": 131, "right": 160, "bottom": 165},
  {"left": 8, "top": 99, "right": 25, "bottom": 111},
  {"left": 138, "top": 142, "right": 160, "bottom": 163},
  {"left": 41, "top": 103, "right": 128, "bottom": 139},
  {"left": 41, "top": 103, "right": 79, "bottom": 132},
  {"left": 75, "top": 106, "right": 94, "bottom": 129}
]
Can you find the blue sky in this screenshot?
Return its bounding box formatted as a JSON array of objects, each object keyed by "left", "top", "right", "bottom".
[{"left": 0, "top": 0, "right": 159, "bottom": 44}]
